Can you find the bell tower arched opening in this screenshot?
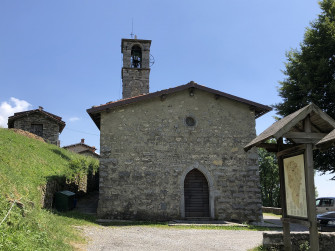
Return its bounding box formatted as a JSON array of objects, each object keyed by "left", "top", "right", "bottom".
[{"left": 131, "top": 45, "right": 142, "bottom": 68}]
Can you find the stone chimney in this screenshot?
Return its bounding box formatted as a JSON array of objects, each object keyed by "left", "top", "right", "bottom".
[{"left": 81, "top": 138, "right": 85, "bottom": 144}]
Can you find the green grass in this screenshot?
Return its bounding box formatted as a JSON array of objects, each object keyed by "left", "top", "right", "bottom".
[
  {"left": 97, "top": 220, "right": 276, "bottom": 231},
  {"left": 248, "top": 246, "right": 265, "bottom": 251},
  {"left": 263, "top": 212, "right": 281, "bottom": 217},
  {"left": 169, "top": 225, "right": 274, "bottom": 231},
  {"left": 0, "top": 128, "right": 278, "bottom": 250},
  {"left": 0, "top": 129, "right": 99, "bottom": 250}
]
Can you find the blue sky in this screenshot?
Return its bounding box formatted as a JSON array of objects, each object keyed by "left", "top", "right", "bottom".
[{"left": 0, "top": 0, "right": 333, "bottom": 196}]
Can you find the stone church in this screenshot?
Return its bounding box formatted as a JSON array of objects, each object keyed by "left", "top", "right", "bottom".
[{"left": 87, "top": 38, "right": 271, "bottom": 222}]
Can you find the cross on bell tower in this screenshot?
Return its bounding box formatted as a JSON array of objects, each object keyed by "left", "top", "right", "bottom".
[{"left": 121, "top": 37, "right": 151, "bottom": 99}]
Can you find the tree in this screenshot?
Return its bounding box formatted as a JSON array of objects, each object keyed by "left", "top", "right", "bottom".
[
  {"left": 258, "top": 147, "right": 281, "bottom": 207},
  {"left": 274, "top": 0, "right": 335, "bottom": 175}
]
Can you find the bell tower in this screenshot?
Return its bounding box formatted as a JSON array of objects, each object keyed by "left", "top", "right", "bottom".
[{"left": 121, "top": 38, "right": 151, "bottom": 99}]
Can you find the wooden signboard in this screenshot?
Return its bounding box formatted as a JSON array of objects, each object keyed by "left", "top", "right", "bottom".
[
  {"left": 244, "top": 105, "right": 335, "bottom": 251},
  {"left": 283, "top": 154, "right": 307, "bottom": 219}
]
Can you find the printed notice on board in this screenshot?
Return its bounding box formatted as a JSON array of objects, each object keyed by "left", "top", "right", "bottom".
[{"left": 283, "top": 154, "right": 307, "bottom": 218}]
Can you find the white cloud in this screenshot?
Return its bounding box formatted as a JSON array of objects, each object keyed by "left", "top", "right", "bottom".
[
  {"left": 69, "top": 117, "right": 80, "bottom": 122},
  {"left": 0, "top": 97, "right": 32, "bottom": 128}
]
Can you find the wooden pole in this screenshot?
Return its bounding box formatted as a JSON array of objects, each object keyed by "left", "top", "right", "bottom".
[
  {"left": 304, "top": 115, "right": 319, "bottom": 251},
  {"left": 277, "top": 138, "right": 292, "bottom": 251}
]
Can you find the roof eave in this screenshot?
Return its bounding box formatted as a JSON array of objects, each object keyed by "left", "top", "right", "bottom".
[
  {"left": 86, "top": 110, "right": 101, "bottom": 130},
  {"left": 8, "top": 109, "right": 66, "bottom": 133},
  {"left": 87, "top": 82, "right": 272, "bottom": 120},
  {"left": 316, "top": 129, "right": 335, "bottom": 148}
]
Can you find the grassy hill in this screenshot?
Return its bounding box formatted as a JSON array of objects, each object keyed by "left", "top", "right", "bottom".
[{"left": 0, "top": 128, "right": 99, "bottom": 250}]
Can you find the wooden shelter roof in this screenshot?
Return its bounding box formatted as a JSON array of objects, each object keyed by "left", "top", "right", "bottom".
[
  {"left": 244, "top": 103, "right": 335, "bottom": 151},
  {"left": 316, "top": 129, "right": 335, "bottom": 148}
]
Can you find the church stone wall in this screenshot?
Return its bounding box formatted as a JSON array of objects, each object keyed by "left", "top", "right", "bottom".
[
  {"left": 12, "top": 114, "right": 60, "bottom": 145},
  {"left": 122, "top": 68, "right": 150, "bottom": 98},
  {"left": 98, "top": 89, "right": 262, "bottom": 222}
]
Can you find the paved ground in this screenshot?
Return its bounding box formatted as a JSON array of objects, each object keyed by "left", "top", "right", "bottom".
[
  {"left": 75, "top": 194, "right": 307, "bottom": 250},
  {"left": 261, "top": 214, "right": 308, "bottom": 232},
  {"left": 79, "top": 214, "right": 310, "bottom": 251},
  {"left": 82, "top": 226, "right": 264, "bottom": 251}
]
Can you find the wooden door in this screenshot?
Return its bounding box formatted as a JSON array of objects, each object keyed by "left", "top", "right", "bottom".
[{"left": 184, "top": 169, "right": 209, "bottom": 217}]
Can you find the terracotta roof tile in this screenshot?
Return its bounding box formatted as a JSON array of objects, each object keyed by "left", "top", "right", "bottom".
[{"left": 63, "top": 142, "right": 97, "bottom": 152}]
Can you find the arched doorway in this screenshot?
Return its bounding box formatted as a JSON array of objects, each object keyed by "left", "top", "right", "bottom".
[{"left": 184, "top": 169, "right": 209, "bottom": 217}]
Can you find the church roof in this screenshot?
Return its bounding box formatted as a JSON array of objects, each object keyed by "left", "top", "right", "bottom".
[
  {"left": 8, "top": 108, "right": 66, "bottom": 133},
  {"left": 63, "top": 139, "right": 97, "bottom": 152},
  {"left": 87, "top": 81, "right": 272, "bottom": 129}
]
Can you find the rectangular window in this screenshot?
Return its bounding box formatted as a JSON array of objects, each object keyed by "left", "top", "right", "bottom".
[
  {"left": 31, "top": 124, "right": 43, "bottom": 137},
  {"left": 322, "top": 199, "right": 334, "bottom": 207}
]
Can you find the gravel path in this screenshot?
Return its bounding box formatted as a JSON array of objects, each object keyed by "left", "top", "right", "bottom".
[{"left": 82, "top": 226, "right": 263, "bottom": 251}]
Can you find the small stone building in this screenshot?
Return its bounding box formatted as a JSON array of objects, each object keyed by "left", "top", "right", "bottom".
[
  {"left": 63, "top": 139, "right": 100, "bottom": 158},
  {"left": 87, "top": 38, "right": 271, "bottom": 222},
  {"left": 8, "top": 106, "right": 65, "bottom": 145}
]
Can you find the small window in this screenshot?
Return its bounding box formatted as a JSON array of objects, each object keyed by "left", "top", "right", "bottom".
[
  {"left": 185, "top": 116, "right": 196, "bottom": 127},
  {"left": 31, "top": 124, "right": 43, "bottom": 137}
]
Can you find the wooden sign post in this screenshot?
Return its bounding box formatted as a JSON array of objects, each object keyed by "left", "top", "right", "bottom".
[
  {"left": 277, "top": 116, "right": 319, "bottom": 251},
  {"left": 304, "top": 115, "right": 319, "bottom": 250},
  {"left": 244, "top": 104, "right": 335, "bottom": 251}
]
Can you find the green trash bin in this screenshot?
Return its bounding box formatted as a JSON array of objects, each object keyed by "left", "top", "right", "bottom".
[{"left": 54, "top": 190, "right": 76, "bottom": 211}]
